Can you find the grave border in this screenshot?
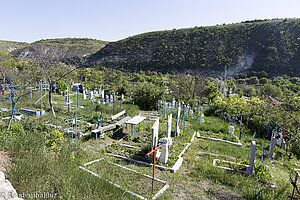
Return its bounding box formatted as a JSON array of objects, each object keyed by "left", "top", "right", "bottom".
[
  {"left": 197, "top": 132, "right": 242, "bottom": 146},
  {"left": 79, "top": 158, "right": 169, "bottom": 200},
  {"left": 104, "top": 132, "right": 197, "bottom": 173}
]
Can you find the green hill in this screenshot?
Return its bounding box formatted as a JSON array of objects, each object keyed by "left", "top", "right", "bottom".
[
  {"left": 0, "top": 40, "right": 29, "bottom": 53},
  {"left": 11, "top": 38, "right": 109, "bottom": 64},
  {"left": 87, "top": 18, "right": 300, "bottom": 76}
]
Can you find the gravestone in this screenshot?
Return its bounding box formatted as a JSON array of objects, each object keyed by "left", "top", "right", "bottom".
[
  {"left": 151, "top": 118, "right": 159, "bottom": 149},
  {"left": 160, "top": 143, "right": 168, "bottom": 164},
  {"left": 189, "top": 109, "right": 194, "bottom": 118},
  {"left": 246, "top": 141, "right": 256, "bottom": 174},
  {"left": 89, "top": 91, "right": 93, "bottom": 100},
  {"left": 172, "top": 98, "right": 176, "bottom": 109},
  {"left": 268, "top": 130, "right": 276, "bottom": 159},
  {"left": 228, "top": 126, "right": 235, "bottom": 134},
  {"left": 83, "top": 89, "right": 86, "bottom": 99},
  {"left": 196, "top": 113, "right": 201, "bottom": 120},
  {"left": 166, "top": 114, "right": 173, "bottom": 146},
  {"left": 101, "top": 89, "right": 105, "bottom": 99},
  {"left": 175, "top": 105, "right": 181, "bottom": 137},
  {"left": 200, "top": 114, "right": 205, "bottom": 124}
]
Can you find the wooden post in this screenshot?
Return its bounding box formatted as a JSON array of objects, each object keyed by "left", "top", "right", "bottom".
[{"left": 145, "top": 136, "right": 162, "bottom": 193}]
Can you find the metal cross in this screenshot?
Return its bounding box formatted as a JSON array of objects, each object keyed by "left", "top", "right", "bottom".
[
  {"left": 145, "top": 136, "right": 162, "bottom": 193},
  {"left": 0, "top": 76, "right": 21, "bottom": 115}
]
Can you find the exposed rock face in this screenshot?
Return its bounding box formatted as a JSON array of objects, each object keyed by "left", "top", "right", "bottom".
[{"left": 0, "top": 171, "right": 23, "bottom": 200}]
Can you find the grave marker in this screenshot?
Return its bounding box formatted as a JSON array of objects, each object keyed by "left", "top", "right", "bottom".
[
  {"left": 151, "top": 118, "right": 159, "bottom": 149},
  {"left": 246, "top": 141, "right": 256, "bottom": 174},
  {"left": 160, "top": 143, "right": 168, "bottom": 164},
  {"left": 268, "top": 130, "right": 276, "bottom": 159},
  {"left": 175, "top": 105, "right": 181, "bottom": 137},
  {"left": 34, "top": 79, "right": 49, "bottom": 115},
  {"left": 0, "top": 76, "right": 21, "bottom": 115},
  {"left": 145, "top": 136, "right": 162, "bottom": 193}
]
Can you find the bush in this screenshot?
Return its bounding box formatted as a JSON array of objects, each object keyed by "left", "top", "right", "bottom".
[
  {"left": 45, "top": 129, "right": 64, "bottom": 152},
  {"left": 134, "top": 83, "right": 164, "bottom": 110}
]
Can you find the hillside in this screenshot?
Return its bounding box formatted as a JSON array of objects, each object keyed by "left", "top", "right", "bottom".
[
  {"left": 0, "top": 40, "right": 29, "bottom": 53},
  {"left": 11, "top": 38, "right": 109, "bottom": 64},
  {"left": 87, "top": 18, "right": 300, "bottom": 77}
]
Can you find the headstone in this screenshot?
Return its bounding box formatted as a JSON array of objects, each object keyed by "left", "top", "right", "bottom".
[
  {"left": 167, "top": 114, "right": 172, "bottom": 146},
  {"left": 89, "top": 91, "right": 93, "bottom": 100},
  {"left": 228, "top": 126, "right": 235, "bottom": 134},
  {"left": 160, "top": 143, "right": 168, "bottom": 164},
  {"left": 101, "top": 90, "right": 105, "bottom": 99},
  {"left": 200, "top": 114, "right": 205, "bottom": 124},
  {"left": 247, "top": 141, "right": 256, "bottom": 174},
  {"left": 121, "top": 94, "right": 124, "bottom": 100},
  {"left": 189, "top": 109, "right": 194, "bottom": 118},
  {"left": 151, "top": 118, "right": 159, "bottom": 149},
  {"left": 268, "top": 130, "right": 276, "bottom": 159},
  {"left": 97, "top": 100, "right": 100, "bottom": 104},
  {"left": 172, "top": 98, "right": 176, "bottom": 109},
  {"left": 196, "top": 113, "right": 201, "bottom": 120},
  {"left": 175, "top": 106, "right": 181, "bottom": 137},
  {"left": 83, "top": 89, "right": 86, "bottom": 99}
]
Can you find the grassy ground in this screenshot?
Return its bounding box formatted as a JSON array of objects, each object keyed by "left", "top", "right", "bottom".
[{"left": 0, "top": 92, "right": 299, "bottom": 199}]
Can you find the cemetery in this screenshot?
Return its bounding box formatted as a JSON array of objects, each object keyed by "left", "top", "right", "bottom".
[{"left": 0, "top": 58, "right": 299, "bottom": 199}]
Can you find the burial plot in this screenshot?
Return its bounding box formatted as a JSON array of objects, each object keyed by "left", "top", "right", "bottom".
[{"left": 213, "top": 141, "right": 256, "bottom": 174}]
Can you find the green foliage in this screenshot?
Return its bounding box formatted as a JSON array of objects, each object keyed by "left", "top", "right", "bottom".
[
  {"left": 134, "top": 83, "right": 164, "bottom": 110},
  {"left": 56, "top": 80, "right": 68, "bottom": 93},
  {"left": 203, "top": 83, "right": 220, "bottom": 103},
  {"left": 260, "top": 77, "right": 269, "bottom": 85},
  {"left": 243, "top": 86, "right": 257, "bottom": 97},
  {"left": 45, "top": 129, "right": 64, "bottom": 152},
  {"left": 262, "top": 83, "right": 283, "bottom": 98},
  {"left": 87, "top": 19, "right": 300, "bottom": 77},
  {"left": 254, "top": 162, "right": 272, "bottom": 184}
]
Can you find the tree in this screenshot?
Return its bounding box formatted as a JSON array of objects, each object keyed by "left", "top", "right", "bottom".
[
  {"left": 259, "top": 77, "right": 268, "bottom": 85},
  {"left": 248, "top": 76, "right": 259, "bottom": 84},
  {"left": 262, "top": 83, "right": 283, "bottom": 98},
  {"left": 170, "top": 73, "right": 206, "bottom": 102},
  {"left": 243, "top": 86, "right": 256, "bottom": 97},
  {"left": 134, "top": 83, "right": 164, "bottom": 110},
  {"left": 34, "top": 47, "right": 81, "bottom": 117}
]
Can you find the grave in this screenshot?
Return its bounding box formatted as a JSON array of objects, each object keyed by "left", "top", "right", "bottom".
[{"left": 213, "top": 141, "right": 256, "bottom": 174}]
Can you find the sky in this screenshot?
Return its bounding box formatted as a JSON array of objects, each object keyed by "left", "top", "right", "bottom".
[{"left": 1, "top": 0, "right": 300, "bottom": 43}]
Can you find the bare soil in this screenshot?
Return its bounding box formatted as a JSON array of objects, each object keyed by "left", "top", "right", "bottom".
[{"left": 0, "top": 151, "right": 12, "bottom": 172}]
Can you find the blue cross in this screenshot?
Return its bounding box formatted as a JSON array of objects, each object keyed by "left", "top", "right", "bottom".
[
  {"left": 0, "top": 76, "right": 21, "bottom": 115},
  {"left": 266, "top": 122, "right": 272, "bottom": 137}
]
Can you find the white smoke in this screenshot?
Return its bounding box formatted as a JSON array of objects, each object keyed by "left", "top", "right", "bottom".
[{"left": 227, "top": 54, "right": 255, "bottom": 76}]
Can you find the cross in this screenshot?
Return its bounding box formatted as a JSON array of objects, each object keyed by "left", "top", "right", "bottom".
[
  {"left": 0, "top": 76, "right": 21, "bottom": 115},
  {"left": 65, "top": 110, "right": 84, "bottom": 146},
  {"left": 266, "top": 122, "right": 272, "bottom": 137},
  {"left": 35, "top": 79, "right": 49, "bottom": 115},
  {"left": 145, "top": 136, "right": 162, "bottom": 193},
  {"left": 27, "top": 84, "right": 35, "bottom": 99}
]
